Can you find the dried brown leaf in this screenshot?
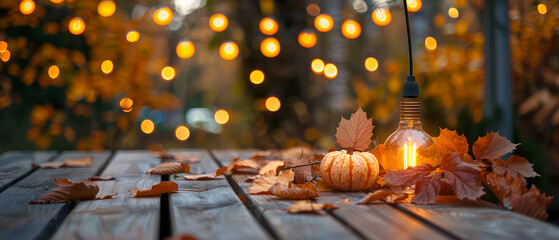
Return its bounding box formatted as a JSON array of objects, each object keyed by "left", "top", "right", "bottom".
[
  {"left": 440, "top": 153, "right": 484, "bottom": 201},
  {"left": 385, "top": 164, "right": 437, "bottom": 190},
  {"left": 219, "top": 158, "right": 258, "bottom": 176},
  {"left": 29, "top": 177, "right": 116, "bottom": 204},
  {"left": 335, "top": 107, "right": 374, "bottom": 152},
  {"left": 509, "top": 185, "right": 553, "bottom": 220},
  {"left": 314, "top": 179, "right": 335, "bottom": 192},
  {"left": 358, "top": 190, "right": 392, "bottom": 204},
  {"left": 130, "top": 181, "right": 178, "bottom": 197},
  {"left": 259, "top": 161, "right": 285, "bottom": 175},
  {"left": 269, "top": 182, "right": 318, "bottom": 199},
  {"left": 335, "top": 198, "right": 351, "bottom": 203},
  {"left": 34, "top": 157, "right": 93, "bottom": 168},
  {"left": 247, "top": 169, "right": 294, "bottom": 195},
  {"left": 87, "top": 176, "right": 116, "bottom": 181},
  {"left": 492, "top": 156, "right": 539, "bottom": 182},
  {"left": 483, "top": 172, "right": 526, "bottom": 207},
  {"left": 183, "top": 173, "right": 218, "bottom": 180},
  {"left": 472, "top": 132, "right": 519, "bottom": 160},
  {"left": 147, "top": 162, "right": 190, "bottom": 175},
  {"left": 285, "top": 200, "right": 337, "bottom": 213}
]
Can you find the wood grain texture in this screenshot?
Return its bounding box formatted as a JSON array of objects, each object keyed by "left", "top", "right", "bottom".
[
  {"left": 0, "top": 151, "right": 111, "bottom": 240},
  {"left": 400, "top": 203, "right": 559, "bottom": 240},
  {"left": 0, "top": 151, "right": 57, "bottom": 191},
  {"left": 52, "top": 150, "right": 161, "bottom": 240},
  {"left": 168, "top": 150, "right": 271, "bottom": 240}
]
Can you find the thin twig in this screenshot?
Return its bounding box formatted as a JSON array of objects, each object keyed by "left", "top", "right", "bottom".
[{"left": 282, "top": 161, "right": 322, "bottom": 170}]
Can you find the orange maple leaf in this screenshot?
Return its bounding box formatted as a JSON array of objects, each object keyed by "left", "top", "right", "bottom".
[
  {"left": 335, "top": 107, "right": 374, "bottom": 152},
  {"left": 472, "top": 132, "right": 519, "bottom": 160}
]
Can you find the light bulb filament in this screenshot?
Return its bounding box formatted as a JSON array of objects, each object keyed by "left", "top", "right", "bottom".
[{"left": 403, "top": 137, "right": 417, "bottom": 169}]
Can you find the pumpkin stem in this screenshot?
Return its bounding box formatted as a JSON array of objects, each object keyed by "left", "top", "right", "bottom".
[
  {"left": 282, "top": 161, "right": 322, "bottom": 170},
  {"left": 347, "top": 148, "right": 354, "bottom": 155}
]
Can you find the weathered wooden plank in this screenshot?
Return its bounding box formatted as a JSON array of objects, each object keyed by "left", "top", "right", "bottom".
[
  {"left": 52, "top": 150, "right": 161, "bottom": 240},
  {"left": 168, "top": 150, "right": 271, "bottom": 239},
  {"left": 0, "top": 151, "right": 58, "bottom": 191},
  {"left": 399, "top": 202, "right": 559, "bottom": 239},
  {"left": 0, "top": 151, "right": 111, "bottom": 240}
]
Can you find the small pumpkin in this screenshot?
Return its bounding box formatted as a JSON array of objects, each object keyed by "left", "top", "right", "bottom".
[{"left": 320, "top": 150, "right": 379, "bottom": 191}]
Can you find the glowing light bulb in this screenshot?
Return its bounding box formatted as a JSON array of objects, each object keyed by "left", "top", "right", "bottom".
[
  {"left": 407, "top": 0, "right": 422, "bottom": 12},
  {"left": 372, "top": 8, "right": 392, "bottom": 26},
  {"left": 161, "top": 66, "right": 176, "bottom": 81},
  {"left": 50, "top": 0, "right": 64, "bottom": 3},
  {"left": 250, "top": 70, "right": 265, "bottom": 84},
  {"left": 119, "top": 97, "right": 133, "bottom": 110},
  {"left": 298, "top": 31, "right": 317, "bottom": 48},
  {"left": 382, "top": 98, "right": 435, "bottom": 171},
  {"left": 425, "top": 36, "right": 437, "bottom": 52},
  {"left": 209, "top": 13, "right": 228, "bottom": 32},
  {"left": 175, "top": 126, "right": 190, "bottom": 141},
  {"left": 314, "top": 14, "right": 334, "bottom": 32},
  {"left": 448, "top": 7, "right": 459, "bottom": 18},
  {"left": 153, "top": 7, "right": 173, "bottom": 26},
  {"left": 141, "top": 119, "right": 155, "bottom": 134},
  {"left": 341, "top": 20, "right": 361, "bottom": 39},
  {"left": 101, "top": 60, "right": 113, "bottom": 74},
  {"left": 0, "top": 41, "right": 7, "bottom": 53},
  {"left": 306, "top": 4, "right": 320, "bottom": 16},
  {"left": 97, "top": 0, "right": 116, "bottom": 17},
  {"left": 126, "top": 30, "right": 140, "bottom": 42},
  {"left": 69, "top": 17, "right": 86, "bottom": 35},
  {"left": 20, "top": 0, "right": 35, "bottom": 15},
  {"left": 324, "top": 63, "right": 337, "bottom": 79},
  {"left": 214, "top": 109, "right": 230, "bottom": 124},
  {"left": 259, "top": 17, "right": 278, "bottom": 35},
  {"left": 364, "top": 57, "right": 378, "bottom": 72},
  {"left": 260, "top": 37, "right": 280, "bottom": 58},
  {"left": 311, "top": 59, "right": 324, "bottom": 74},
  {"left": 176, "top": 40, "right": 195, "bottom": 59},
  {"left": 265, "top": 97, "right": 281, "bottom": 112},
  {"left": 48, "top": 65, "right": 59, "bottom": 79},
  {"left": 538, "top": 4, "right": 547, "bottom": 15},
  {"left": 0, "top": 50, "right": 10, "bottom": 62},
  {"left": 219, "top": 41, "right": 239, "bottom": 60}
]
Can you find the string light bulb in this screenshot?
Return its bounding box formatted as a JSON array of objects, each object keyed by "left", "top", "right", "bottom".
[
  {"left": 48, "top": 65, "right": 60, "bottom": 79},
  {"left": 341, "top": 20, "right": 361, "bottom": 39},
  {"left": 119, "top": 98, "right": 133, "bottom": 110},
  {"left": 126, "top": 30, "right": 140, "bottom": 42},
  {"left": 364, "top": 57, "right": 379, "bottom": 72},
  {"left": 0, "top": 50, "right": 10, "bottom": 62},
  {"left": 314, "top": 14, "right": 334, "bottom": 32},
  {"left": 324, "top": 63, "right": 338, "bottom": 79},
  {"left": 141, "top": 119, "right": 155, "bottom": 134},
  {"left": 19, "top": 0, "right": 35, "bottom": 15},
  {"left": 448, "top": 7, "right": 459, "bottom": 18},
  {"left": 265, "top": 97, "right": 281, "bottom": 112},
  {"left": 68, "top": 17, "right": 86, "bottom": 35},
  {"left": 407, "top": 0, "right": 422, "bottom": 12},
  {"left": 425, "top": 36, "right": 437, "bottom": 52},
  {"left": 209, "top": 13, "right": 228, "bottom": 32},
  {"left": 219, "top": 41, "right": 239, "bottom": 60},
  {"left": 260, "top": 37, "right": 280, "bottom": 58},
  {"left": 250, "top": 70, "right": 265, "bottom": 84},
  {"left": 372, "top": 8, "right": 392, "bottom": 26},
  {"left": 538, "top": 3, "right": 547, "bottom": 14},
  {"left": 259, "top": 17, "right": 279, "bottom": 35},
  {"left": 298, "top": 30, "right": 317, "bottom": 48},
  {"left": 176, "top": 40, "right": 195, "bottom": 59},
  {"left": 214, "top": 109, "right": 230, "bottom": 124},
  {"left": 97, "top": 0, "right": 116, "bottom": 17},
  {"left": 153, "top": 7, "right": 173, "bottom": 26},
  {"left": 0, "top": 41, "right": 7, "bottom": 53},
  {"left": 311, "top": 59, "right": 324, "bottom": 74},
  {"left": 101, "top": 60, "right": 114, "bottom": 74},
  {"left": 161, "top": 66, "right": 176, "bottom": 81},
  {"left": 50, "top": 0, "right": 64, "bottom": 3},
  {"left": 175, "top": 126, "right": 190, "bottom": 141}
]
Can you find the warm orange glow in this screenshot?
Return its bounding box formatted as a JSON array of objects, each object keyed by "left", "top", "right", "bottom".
[
  {"left": 0, "top": 41, "right": 7, "bottom": 53},
  {"left": 50, "top": 0, "right": 64, "bottom": 3},
  {"left": 0, "top": 50, "right": 10, "bottom": 62},
  {"left": 314, "top": 14, "right": 334, "bottom": 32},
  {"left": 101, "top": 60, "right": 113, "bottom": 74},
  {"left": 214, "top": 109, "right": 230, "bottom": 124},
  {"left": 265, "top": 97, "right": 281, "bottom": 112},
  {"left": 48, "top": 65, "right": 59, "bottom": 79},
  {"left": 69, "top": 17, "right": 86, "bottom": 35},
  {"left": 20, "top": 0, "right": 35, "bottom": 15},
  {"left": 97, "top": 1, "right": 116, "bottom": 17},
  {"left": 372, "top": 8, "right": 392, "bottom": 26},
  {"left": 448, "top": 7, "right": 459, "bottom": 18},
  {"left": 260, "top": 37, "right": 280, "bottom": 58},
  {"left": 126, "top": 30, "right": 140, "bottom": 42},
  {"left": 324, "top": 63, "right": 338, "bottom": 79},
  {"left": 311, "top": 59, "right": 324, "bottom": 74},
  {"left": 298, "top": 31, "right": 317, "bottom": 48},
  {"left": 364, "top": 57, "right": 378, "bottom": 72},
  {"left": 161, "top": 66, "right": 176, "bottom": 81},
  {"left": 306, "top": 4, "right": 320, "bottom": 16},
  {"left": 425, "top": 36, "right": 437, "bottom": 51},
  {"left": 176, "top": 40, "right": 195, "bottom": 59},
  {"left": 209, "top": 13, "right": 228, "bottom": 32},
  {"left": 403, "top": 137, "right": 417, "bottom": 169},
  {"left": 153, "top": 7, "right": 173, "bottom": 26},
  {"left": 141, "top": 119, "right": 155, "bottom": 134},
  {"left": 538, "top": 4, "right": 547, "bottom": 15},
  {"left": 175, "top": 126, "right": 190, "bottom": 141},
  {"left": 341, "top": 20, "right": 361, "bottom": 39},
  {"left": 219, "top": 41, "right": 239, "bottom": 60},
  {"left": 259, "top": 17, "right": 279, "bottom": 36},
  {"left": 250, "top": 70, "right": 265, "bottom": 84},
  {"left": 407, "top": 0, "right": 422, "bottom": 12},
  {"left": 119, "top": 97, "right": 133, "bottom": 110}
]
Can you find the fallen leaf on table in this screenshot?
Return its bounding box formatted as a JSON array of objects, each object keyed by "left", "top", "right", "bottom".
[
  {"left": 472, "top": 132, "right": 519, "bottom": 160},
  {"left": 183, "top": 173, "right": 219, "bottom": 180},
  {"left": 259, "top": 161, "right": 285, "bottom": 175},
  {"left": 358, "top": 190, "right": 409, "bottom": 204},
  {"left": 269, "top": 182, "right": 318, "bottom": 199},
  {"left": 244, "top": 175, "right": 259, "bottom": 182},
  {"left": 247, "top": 169, "right": 294, "bottom": 195},
  {"left": 492, "top": 156, "right": 539, "bottom": 184},
  {"left": 314, "top": 179, "right": 335, "bottom": 192},
  {"left": 483, "top": 172, "right": 526, "bottom": 208},
  {"left": 29, "top": 177, "right": 116, "bottom": 204},
  {"left": 87, "top": 176, "right": 116, "bottom": 181},
  {"left": 286, "top": 200, "right": 337, "bottom": 214},
  {"left": 147, "top": 162, "right": 190, "bottom": 175},
  {"left": 335, "top": 198, "right": 351, "bottom": 203},
  {"left": 33, "top": 157, "right": 93, "bottom": 168},
  {"left": 166, "top": 233, "right": 198, "bottom": 240},
  {"left": 149, "top": 146, "right": 200, "bottom": 163},
  {"left": 335, "top": 107, "right": 373, "bottom": 152},
  {"left": 284, "top": 154, "right": 323, "bottom": 184},
  {"left": 508, "top": 185, "right": 553, "bottom": 220},
  {"left": 130, "top": 181, "right": 178, "bottom": 197},
  {"left": 218, "top": 158, "right": 258, "bottom": 176}
]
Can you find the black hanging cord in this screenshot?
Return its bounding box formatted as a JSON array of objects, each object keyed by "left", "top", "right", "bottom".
[
  {"left": 403, "top": 0, "right": 413, "bottom": 76},
  {"left": 401, "top": 0, "right": 418, "bottom": 98}
]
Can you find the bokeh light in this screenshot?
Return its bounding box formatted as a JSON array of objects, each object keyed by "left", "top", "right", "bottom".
[
  {"left": 265, "top": 97, "right": 281, "bottom": 112},
  {"left": 341, "top": 20, "right": 361, "bottom": 39},
  {"left": 260, "top": 37, "right": 280, "bottom": 58},
  {"left": 250, "top": 70, "right": 265, "bottom": 84},
  {"left": 119, "top": 97, "right": 133, "bottom": 110},
  {"left": 425, "top": 36, "right": 437, "bottom": 51},
  {"left": 372, "top": 8, "right": 392, "bottom": 26},
  {"left": 68, "top": 17, "right": 86, "bottom": 35},
  {"left": 97, "top": 0, "right": 116, "bottom": 17},
  {"left": 214, "top": 109, "right": 230, "bottom": 124},
  {"left": 101, "top": 60, "right": 114, "bottom": 74},
  {"left": 407, "top": 0, "right": 422, "bottom": 12},
  {"left": 314, "top": 14, "right": 334, "bottom": 32},
  {"left": 50, "top": 0, "right": 63, "bottom": 3},
  {"left": 219, "top": 41, "right": 239, "bottom": 60},
  {"left": 48, "top": 65, "right": 60, "bottom": 79},
  {"left": 0, "top": 50, "right": 10, "bottom": 62},
  {"left": 176, "top": 40, "right": 195, "bottom": 59},
  {"left": 311, "top": 59, "right": 324, "bottom": 74},
  {"left": 448, "top": 7, "right": 459, "bottom": 18},
  {"left": 20, "top": 0, "right": 35, "bottom": 15},
  {"left": 306, "top": 4, "right": 320, "bottom": 16},
  {"left": 298, "top": 31, "right": 317, "bottom": 48},
  {"left": 0, "top": 41, "right": 7, "bottom": 53},
  {"left": 141, "top": 119, "right": 155, "bottom": 134},
  {"left": 324, "top": 63, "right": 338, "bottom": 79},
  {"left": 161, "top": 66, "right": 176, "bottom": 81},
  {"left": 538, "top": 4, "right": 547, "bottom": 15},
  {"left": 175, "top": 126, "right": 190, "bottom": 141},
  {"left": 364, "top": 57, "right": 379, "bottom": 72},
  {"left": 259, "top": 17, "right": 278, "bottom": 36},
  {"left": 153, "top": 7, "right": 173, "bottom": 26},
  {"left": 126, "top": 30, "right": 140, "bottom": 42},
  {"left": 209, "top": 13, "right": 228, "bottom": 32}
]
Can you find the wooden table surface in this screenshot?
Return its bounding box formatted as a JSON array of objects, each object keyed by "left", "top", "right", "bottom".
[{"left": 0, "top": 149, "right": 558, "bottom": 240}]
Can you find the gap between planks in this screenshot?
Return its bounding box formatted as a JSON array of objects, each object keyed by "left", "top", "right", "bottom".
[{"left": 0, "top": 151, "right": 61, "bottom": 193}]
